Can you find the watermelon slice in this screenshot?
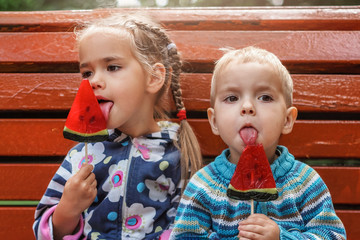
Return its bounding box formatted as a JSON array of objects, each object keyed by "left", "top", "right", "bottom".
[
  {"left": 227, "top": 144, "right": 278, "bottom": 201},
  {"left": 63, "top": 79, "right": 109, "bottom": 142}
]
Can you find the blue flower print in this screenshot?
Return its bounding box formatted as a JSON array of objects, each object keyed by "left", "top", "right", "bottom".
[{"left": 102, "top": 159, "right": 129, "bottom": 202}]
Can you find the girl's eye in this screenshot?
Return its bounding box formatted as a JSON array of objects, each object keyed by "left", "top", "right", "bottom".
[
  {"left": 259, "top": 95, "right": 273, "bottom": 102},
  {"left": 81, "top": 71, "right": 92, "bottom": 79},
  {"left": 224, "top": 95, "right": 238, "bottom": 103},
  {"left": 108, "top": 65, "right": 120, "bottom": 72}
]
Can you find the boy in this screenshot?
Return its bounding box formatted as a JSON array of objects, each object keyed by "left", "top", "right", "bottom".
[{"left": 170, "top": 47, "right": 346, "bottom": 239}]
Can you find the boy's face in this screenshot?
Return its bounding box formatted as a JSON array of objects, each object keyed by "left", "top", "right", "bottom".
[{"left": 207, "top": 61, "right": 297, "bottom": 164}]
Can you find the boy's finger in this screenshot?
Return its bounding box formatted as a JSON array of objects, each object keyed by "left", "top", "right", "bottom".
[
  {"left": 240, "top": 214, "right": 267, "bottom": 226},
  {"left": 238, "top": 229, "right": 260, "bottom": 239},
  {"left": 238, "top": 223, "right": 264, "bottom": 235}
]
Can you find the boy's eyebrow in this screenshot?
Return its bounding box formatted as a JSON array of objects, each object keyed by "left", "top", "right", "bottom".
[
  {"left": 104, "top": 56, "right": 122, "bottom": 62},
  {"left": 256, "top": 84, "right": 276, "bottom": 92}
]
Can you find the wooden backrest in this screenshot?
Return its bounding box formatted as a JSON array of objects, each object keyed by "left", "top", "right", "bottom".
[{"left": 0, "top": 7, "right": 359, "bottom": 240}]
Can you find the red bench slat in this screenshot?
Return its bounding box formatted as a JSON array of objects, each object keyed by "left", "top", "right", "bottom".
[
  {"left": 1, "top": 31, "right": 359, "bottom": 73},
  {"left": 0, "top": 7, "right": 360, "bottom": 32},
  {"left": 315, "top": 167, "right": 360, "bottom": 205},
  {"left": 0, "top": 164, "right": 59, "bottom": 200},
  {"left": 0, "top": 119, "right": 359, "bottom": 158},
  {"left": 336, "top": 210, "right": 360, "bottom": 240},
  {"left": 0, "top": 207, "right": 36, "bottom": 240},
  {"left": 0, "top": 73, "right": 359, "bottom": 112}
]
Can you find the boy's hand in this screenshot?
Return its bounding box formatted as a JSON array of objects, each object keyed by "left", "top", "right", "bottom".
[{"left": 238, "top": 214, "right": 280, "bottom": 240}]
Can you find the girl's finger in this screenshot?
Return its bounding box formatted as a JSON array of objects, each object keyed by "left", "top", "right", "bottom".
[{"left": 77, "top": 163, "right": 94, "bottom": 179}]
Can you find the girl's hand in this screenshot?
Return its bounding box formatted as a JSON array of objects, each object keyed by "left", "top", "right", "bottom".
[
  {"left": 238, "top": 214, "right": 280, "bottom": 240},
  {"left": 53, "top": 163, "right": 97, "bottom": 239},
  {"left": 60, "top": 163, "right": 97, "bottom": 214}
]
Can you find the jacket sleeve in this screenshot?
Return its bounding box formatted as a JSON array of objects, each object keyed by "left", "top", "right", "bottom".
[
  {"left": 32, "top": 149, "right": 84, "bottom": 239},
  {"left": 278, "top": 167, "right": 346, "bottom": 240}
]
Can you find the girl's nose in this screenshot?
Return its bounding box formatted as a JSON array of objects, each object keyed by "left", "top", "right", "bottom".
[
  {"left": 89, "top": 74, "right": 104, "bottom": 90},
  {"left": 241, "top": 100, "right": 256, "bottom": 115}
]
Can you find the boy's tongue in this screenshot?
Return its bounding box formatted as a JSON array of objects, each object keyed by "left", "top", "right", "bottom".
[
  {"left": 99, "top": 101, "right": 113, "bottom": 122},
  {"left": 240, "top": 127, "right": 258, "bottom": 146}
]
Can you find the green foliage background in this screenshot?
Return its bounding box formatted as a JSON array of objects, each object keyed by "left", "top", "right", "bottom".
[{"left": 0, "top": 0, "right": 358, "bottom": 11}]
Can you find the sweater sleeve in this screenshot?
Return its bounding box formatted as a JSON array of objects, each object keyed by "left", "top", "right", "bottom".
[
  {"left": 278, "top": 165, "right": 346, "bottom": 240},
  {"left": 170, "top": 171, "right": 215, "bottom": 239}
]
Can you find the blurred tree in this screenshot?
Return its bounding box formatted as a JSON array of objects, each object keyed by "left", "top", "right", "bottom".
[
  {"left": 0, "top": 0, "right": 117, "bottom": 11},
  {"left": 0, "top": 0, "right": 358, "bottom": 11},
  {"left": 0, "top": 0, "right": 44, "bottom": 10},
  {"left": 282, "top": 0, "right": 360, "bottom": 5}
]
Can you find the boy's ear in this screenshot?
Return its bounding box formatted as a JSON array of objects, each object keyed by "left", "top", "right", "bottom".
[
  {"left": 207, "top": 107, "right": 220, "bottom": 135},
  {"left": 147, "top": 63, "right": 166, "bottom": 94},
  {"left": 282, "top": 106, "right": 298, "bottom": 135}
]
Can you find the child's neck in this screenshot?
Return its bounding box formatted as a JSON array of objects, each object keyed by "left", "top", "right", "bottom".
[{"left": 118, "top": 119, "right": 160, "bottom": 138}]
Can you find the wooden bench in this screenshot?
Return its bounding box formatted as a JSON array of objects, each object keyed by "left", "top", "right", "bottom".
[{"left": 0, "top": 6, "right": 359, "bottom": 239}]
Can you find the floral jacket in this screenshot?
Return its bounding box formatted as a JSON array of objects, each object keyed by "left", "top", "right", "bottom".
[{"left": 33, "top": 121, "right": 182, "bottom": 240}]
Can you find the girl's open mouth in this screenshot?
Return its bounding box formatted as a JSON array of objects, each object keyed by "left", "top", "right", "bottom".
[{"left": 97, "top": 97, "right": 114, "bottom": 122}]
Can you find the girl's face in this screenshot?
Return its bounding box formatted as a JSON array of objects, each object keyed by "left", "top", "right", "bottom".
[
  {"left": 207, "top": 61, "right": 297, "bottom": 164},
  {"left": 79, "top": 31, "right": 159, "bottom": 137}
]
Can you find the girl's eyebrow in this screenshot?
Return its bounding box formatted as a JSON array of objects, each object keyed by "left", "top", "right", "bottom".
[
  {"left": 79, "top": 56, "right": 123, "bottom": 68},
  {"left": 79, "top": 62, "right": 88, "bottom": 69}
]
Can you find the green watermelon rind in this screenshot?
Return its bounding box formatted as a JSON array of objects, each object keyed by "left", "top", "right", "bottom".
[
  {"left": 227, "top": 184, "right": 278, "bottom": 202},
  {"left": 63, "top": 126, "right": 109, "bottom": 142}
]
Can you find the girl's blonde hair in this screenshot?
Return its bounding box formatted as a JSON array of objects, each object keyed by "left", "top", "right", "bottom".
[
  {"left": 211, "top": 46, "right": 294, "bottom": 107},
  {"left": 75, "top": 13, "right": 202, "bottom": 182}
]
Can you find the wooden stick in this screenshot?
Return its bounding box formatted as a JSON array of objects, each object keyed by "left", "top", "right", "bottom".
[{"left": 85, "top": 142, "right": 88, "bottom": 163}]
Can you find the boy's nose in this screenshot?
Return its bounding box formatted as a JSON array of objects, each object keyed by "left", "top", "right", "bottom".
[{"left": 241, "top": 100, "right": 256, "bottom": 115}]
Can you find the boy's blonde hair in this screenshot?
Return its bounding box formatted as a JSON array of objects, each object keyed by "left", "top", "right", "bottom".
[
  {"left": 75, "top": 13, "right": 202, "bottom": 182},
  {"left": 211, "top": 46, "right": 294, "bottom": 107}
]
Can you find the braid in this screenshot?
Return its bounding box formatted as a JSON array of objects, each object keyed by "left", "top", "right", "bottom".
[
  {"left": 132, "top": 21, "right": 175, "bottom": 107},
  {"left": 168, "top": 48, "right": 185, "bottom": 112},
  {"left": 133, "top": 18, "right": 203, "bottom": 183},
  {"left": 147, "top": 27, "right": 203, "bottom": 183},
  {"left": 134, "top": 19, "right": 185, "bottom": 113}
]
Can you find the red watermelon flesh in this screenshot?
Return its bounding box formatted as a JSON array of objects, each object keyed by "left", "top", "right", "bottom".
[
  {"left": 227, "top": 144, "right": 278, "bottom": 201},
  {"left": 63, "top": 79, "right": 109, "bottom": 142}
]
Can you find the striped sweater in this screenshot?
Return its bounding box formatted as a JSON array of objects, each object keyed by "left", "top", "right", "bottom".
[{"left": 170, "top": 146, "right": 346, "bottom": 240}]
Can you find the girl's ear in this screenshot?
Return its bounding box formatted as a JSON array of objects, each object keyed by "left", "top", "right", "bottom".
[
  {"left": 282, "top": 106, "right": 298, "bottom": 135},
  {"left": 207, "top": 107, "right": 220, "bottom": 135},
  {"left": 147, "top": 63, "right": 166, "bottom": 94}
]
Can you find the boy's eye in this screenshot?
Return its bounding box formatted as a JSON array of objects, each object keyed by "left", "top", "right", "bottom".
[
  {"left": 224, "top": 95, "right": 238, "bottom": 103},
  {"left": 259, "top": 95, "right": 273, "bottom": 102},
  {"left": 108, "top": 65, "right": 120, "bottom": 72},
  {"left": 81, "top": 71, "right": 92, "bottom": 79}
]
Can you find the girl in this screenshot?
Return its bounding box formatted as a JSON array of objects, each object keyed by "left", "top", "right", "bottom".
[{"left": 33, "top": 13, "right": 202, "bottom": 240}]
